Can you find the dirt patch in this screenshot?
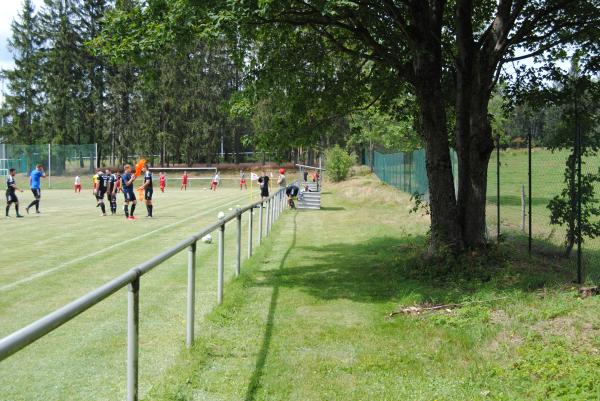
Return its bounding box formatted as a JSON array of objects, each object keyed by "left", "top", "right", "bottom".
[{"left": 490, "top": 309, "right": 511, "bottom": 324}]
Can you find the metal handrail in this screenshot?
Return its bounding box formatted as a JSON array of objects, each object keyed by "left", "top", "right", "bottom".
[{"left": 0, "top": 186, "right": 288, "bottom": 401}]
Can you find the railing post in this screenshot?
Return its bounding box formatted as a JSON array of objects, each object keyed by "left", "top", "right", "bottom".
[
  {"left": 266, "top": 198, "right": 271, "bottom": 237},
  {"left": 127, "top": 276, "right": 140, "bottom": 401},
  {"left": 217, "top": 223, "right": 225, "bottom": 305},
  {"left": 259, "top": 202, "right": 263, "bottom": 244},
  {"left": 248, "top": 207, "right": 253, "bottom": 258},
  {"left": 236, "top": 209, "right": 242, "bottom": 277},
  {"left": 270, "top": 196, "right": 274, "bottom": 230},
  {"left": 276, "top": 192, "right": 280, "bottom": 219},
  {"left": 186, "top": 242, "right": 196, "bottom": 348}
]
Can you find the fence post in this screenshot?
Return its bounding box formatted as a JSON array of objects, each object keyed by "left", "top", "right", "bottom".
[
  {"left": 47, "top": 144, "right": 52, "bottom": 189},
  {"left": 186, "top": 242, "right": 196, "bottom": 348},
  {"left": 528, "top": 127, "right": 532, "bottom": 255},
  {"left": 248, "top": 207, "right": 253, "bottom": 258},
  {"left": 521, "top": 185, "right": 526, "bottom": 232},
  {"left": 217, "top": 223, "right": 225, "bottom": 305},
  {"left": 266, "top": 198, "right": 271, "bottom": 236},
  {"left": 236, "top": 209, "right": 242, "bottom": 277},
  {"left": 496, "top": 134, "right": 500, "bottom": 241},
  {"left": 575, "top": 99, "right": 583, "bottom": 284},
  {"left": 259, "top": 202, "right": 263, "bottom": 244},
  {"left": 127, "top": 277, "right": 140, "bottom": 401}
]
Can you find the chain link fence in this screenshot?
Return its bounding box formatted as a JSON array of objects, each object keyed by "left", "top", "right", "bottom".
[
  {"left": 488, "top": 146, "right": 600, "bottom": 281},
  {"left": 366, "top": 145, "right": 600, "bottom": 281},
  {"left": 0, "top": 144, "right": 97, "bottom": 189}
]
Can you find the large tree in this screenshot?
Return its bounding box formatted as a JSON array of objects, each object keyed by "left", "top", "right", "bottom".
[
  {"left": 94, "top": 0, "right": 600, "bottom": 251},
  {"left": 235, "top": 1, "right": 600, "bottom": 250}
]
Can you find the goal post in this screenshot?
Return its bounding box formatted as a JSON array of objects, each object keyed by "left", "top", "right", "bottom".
[{"left": 148, "top": 167, "right": 217, "bottom": 189}]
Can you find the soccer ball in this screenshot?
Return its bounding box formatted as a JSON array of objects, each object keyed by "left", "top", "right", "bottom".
[
  {"left": 201, "top": 234, "right": 212, "bottom": 244},
  {"left": 217, "top": 211, "right": 225, "bottom": 219}
]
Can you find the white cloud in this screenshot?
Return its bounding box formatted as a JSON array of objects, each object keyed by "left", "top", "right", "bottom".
[
  {"left": 0, "top": 0, "right": 45, "bottom": 71},
  {"left": 0, "top": 0, "right": 44, "bottom": 103}
]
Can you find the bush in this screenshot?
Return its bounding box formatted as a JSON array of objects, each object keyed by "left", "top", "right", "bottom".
[{"left": 325, "top": 146, "right": 355, "bottom": 182}]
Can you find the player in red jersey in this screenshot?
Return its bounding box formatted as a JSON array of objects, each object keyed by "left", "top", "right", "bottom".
[
  {"left": 239, "top": 169, "right": 247, "bottom": 190},
  {"left": 159, "top": 172, "right": 166, "bottom": 192},
  {"left": 180, "top": 171, "right": 188, "bottom": 190}
]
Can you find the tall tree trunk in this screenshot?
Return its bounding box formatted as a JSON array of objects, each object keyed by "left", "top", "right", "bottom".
[
  {"left": 454, "top": 0, "right": 496, "bottom": 247},
  {"left": 413, "top": 55, "right": 461, "bottom": 252},
  {"left": 455, "top": 66, "right": 494, "bottom": 246}
]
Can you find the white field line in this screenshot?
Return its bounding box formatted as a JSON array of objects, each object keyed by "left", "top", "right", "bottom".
[{"left": 0, "top": 194, "right": 248, "bottom": 292}]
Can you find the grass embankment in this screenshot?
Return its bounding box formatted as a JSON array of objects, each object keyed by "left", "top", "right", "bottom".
[{"left": 148, "top": 174, "right": 600, "bottom": 401}]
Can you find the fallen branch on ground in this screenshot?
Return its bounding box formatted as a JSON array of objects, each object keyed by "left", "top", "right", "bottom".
[{"left": 388, "top": 297, "right": 508, "bottom": 318}]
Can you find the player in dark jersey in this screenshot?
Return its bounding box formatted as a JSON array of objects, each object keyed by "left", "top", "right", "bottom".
[
  {"left": 95, "top": 170, "right": 109, "bottom": 216},
  {"left": 5, "top": 168, "right": 24, "bottom": 218},
  {"left": 121, "top": 164, "right": 137, "bottom": 220},
  {"left": 285, "top": 184, "right": 299, "bottom": 209},
  {"left": 106, "top": 168, "right": 118, "bottom": 215},
  {"left": 139, "top": 164, "right": 153, "bottom": 217}
]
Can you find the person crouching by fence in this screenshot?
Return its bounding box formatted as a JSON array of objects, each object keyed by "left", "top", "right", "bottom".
[
  {"left": 258, "top": 170, "right": 270, "bottom": 200},
  {"left": 285, "top": 184, "right": 299, "bottom": 209}
]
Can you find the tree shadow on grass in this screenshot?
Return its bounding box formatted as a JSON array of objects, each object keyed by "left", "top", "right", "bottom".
[
  {"left": 254, "top": 233, "right": 597, "bottom": 307},
  {"left": 244, "top": 212, "right": 297, "bottom": 401}
]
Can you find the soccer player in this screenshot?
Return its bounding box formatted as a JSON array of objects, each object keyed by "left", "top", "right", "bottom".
[
  {"left": 26, "top": 164, "right": 46, "bottom": 214},
  {"left": 92, "top": 170, "right": 99, "bottom": 195},
  {"left": 121, "top": 164, "right": 137, "bottom": 220},
  {"left": 95, "top": 169, "right": 109, "bottom": 216},
  {"left": 106, "top": 168, "right": 118, "bottom": 215},
  {"left": 181, "top": 171, "right": 188, "bottom": 190},
  {"left": 239, "top": 169, "right": 247, "bottom": 190},
  {"left": 277, "top": 168, "right": 286, "bottom": 188},
  {"left": 211, "top": 171, "right": 220, "bottom": 191},
  {"left": 6, "top": 168, "right": 24, "bottom": 218},
  {"left": 74, "top": 175, "right": 81, "bottom": 193},
  {"left": 139, "top": 164, "right": 154, "bottom": 217},
  {"left": 159, "top": 172, "right": 166, "bottom": 192}
]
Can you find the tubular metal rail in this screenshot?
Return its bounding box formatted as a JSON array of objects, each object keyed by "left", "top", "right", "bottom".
[{"left": 0, "top": 187, "right": 289, "bottom": 401}]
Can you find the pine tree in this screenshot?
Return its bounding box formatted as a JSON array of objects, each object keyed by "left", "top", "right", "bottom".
[
  {"left": 4, "top": 0, "right": 42, "bottom": 144},
  {"left": 39, "top": 0, "right": 86, "bottom": 173}
]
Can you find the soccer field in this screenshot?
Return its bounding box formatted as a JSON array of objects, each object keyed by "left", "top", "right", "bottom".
[{"left": 0, "top": 186, "right": 263, "bottom": 401}]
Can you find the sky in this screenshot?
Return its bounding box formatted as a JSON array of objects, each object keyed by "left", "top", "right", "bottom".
[
  {"left": 0, "top": 0, "right": 43, "bottom": 100},
  {"left": 0, "top": 0, "right": 44, "bottom": 71}
]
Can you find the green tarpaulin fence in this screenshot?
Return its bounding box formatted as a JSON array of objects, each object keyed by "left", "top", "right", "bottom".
[{"left": 366, "top": 148, "right": 458, "bottom": 198}]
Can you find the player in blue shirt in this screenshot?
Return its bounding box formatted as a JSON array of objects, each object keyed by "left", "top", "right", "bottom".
[
  {"left": 26, "top": 164, "right": 46, "bottom": 214},
  {"left": 6, "top": 168, "right": 24, "bottom": 218},
  {"left": 139, "top": 164, "right": 153, "bottom": 217},
  {"left": 121, "top": 164, "right": 138, "bottom": 220}
]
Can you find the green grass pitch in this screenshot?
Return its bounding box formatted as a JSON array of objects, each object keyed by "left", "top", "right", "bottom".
[{"left": 0, "top": 185, "right": 265, "bottom": 401}]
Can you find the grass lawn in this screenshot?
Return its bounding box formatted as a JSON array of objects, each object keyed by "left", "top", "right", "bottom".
[
  {"left": 146, "top": 175, "right": 600, "bottom": 401},
  {"left": 487, "top": 148, "right": 600, "bottom": 279},
  {"left": 0, "top": 185, "right": 266, "bottom": 400}
]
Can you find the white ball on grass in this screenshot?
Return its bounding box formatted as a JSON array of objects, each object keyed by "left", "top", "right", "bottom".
[
  {"left": 217, "top": 211, "right": 225, "bottom": 219},
  {"left": 201, "top": 234, "right": 212, "bottom": 244}
]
